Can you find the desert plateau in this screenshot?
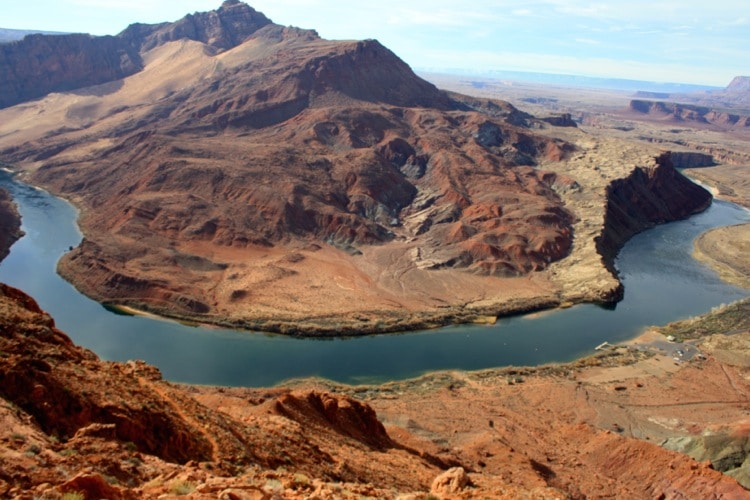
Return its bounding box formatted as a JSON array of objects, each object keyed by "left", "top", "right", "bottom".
[{"left": 1, "top": 1, "right": 750, "bottom": 498}]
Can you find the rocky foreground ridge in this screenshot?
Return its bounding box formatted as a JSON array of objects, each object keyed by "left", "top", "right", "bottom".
[
  {"left": 0, "top": 217, "right": 748, "bottom": 496},
  {"left": 0, "top": 2, "right": 714, "bottom": 334}
]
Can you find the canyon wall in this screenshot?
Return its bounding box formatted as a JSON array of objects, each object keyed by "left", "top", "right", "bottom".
[{"left": 596, "top": 152, "right": 712, "bottom": 278}]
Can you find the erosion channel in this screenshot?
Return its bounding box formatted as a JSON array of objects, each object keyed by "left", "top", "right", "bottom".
[{"left": 0, "top": 170, "right": 748, "bottom": 387}]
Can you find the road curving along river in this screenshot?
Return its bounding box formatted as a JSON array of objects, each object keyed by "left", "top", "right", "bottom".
[{"left": 1, "top": 170, "right": 748, "bottom": 386}]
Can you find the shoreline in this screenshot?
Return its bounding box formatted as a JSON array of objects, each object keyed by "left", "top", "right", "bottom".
[{"left": 692, "top": 222, "right": 750, "bottom": 290}]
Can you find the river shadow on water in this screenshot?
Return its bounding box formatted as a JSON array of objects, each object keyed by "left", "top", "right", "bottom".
[{"left": 1, "top": 171, "right": 748, "bottom": 386}]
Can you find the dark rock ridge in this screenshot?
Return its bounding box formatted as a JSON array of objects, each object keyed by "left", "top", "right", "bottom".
[
  {"left": 541, "top": 113, "right": 578, "bottom": 128},
  {"left": 0, "top": 1, "right": 272, "bottom": 109},
  {"left": 596, "top": 152, "right": 712, "bottom": 283},
  {"left": 0, "top": 188, "right": 22, "bottom": 261},
  {"left": 118, "top": 0, "right": 272, "bottom": 53}
]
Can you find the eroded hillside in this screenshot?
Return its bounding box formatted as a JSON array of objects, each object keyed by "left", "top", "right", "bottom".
[{"left": 0, "top": 2, "right": 714, "bottom": 334}]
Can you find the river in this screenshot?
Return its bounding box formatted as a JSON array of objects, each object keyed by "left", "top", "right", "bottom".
[{"left": 1, "top": 170, "right": 748, "bottom": 387}]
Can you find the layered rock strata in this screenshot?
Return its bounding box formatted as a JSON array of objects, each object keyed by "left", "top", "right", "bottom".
[{"left": 596, "top": 152, "right": 713, "bottom": 273}]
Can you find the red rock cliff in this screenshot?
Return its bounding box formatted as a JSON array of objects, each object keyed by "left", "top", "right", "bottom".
[{"left": 596, "top": 152, "right": 712, "bottom": 286}]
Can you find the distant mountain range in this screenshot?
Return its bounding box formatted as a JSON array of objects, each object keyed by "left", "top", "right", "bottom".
[{"left": 419, "top": 68, "right": 722, "bottom": 94}]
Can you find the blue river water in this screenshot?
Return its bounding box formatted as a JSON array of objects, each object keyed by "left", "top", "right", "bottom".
[{"left": 0, "top": 170, "right": 748, "bottom": 386}]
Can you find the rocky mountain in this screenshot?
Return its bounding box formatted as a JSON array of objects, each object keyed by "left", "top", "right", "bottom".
[
  {"left": 0, "top": 1, "right": 272, "bottom": 109},
  {"left": 0, "top": 188, "right": 22, "bottom": 261},
  {"left": 0, "top": 1, "right": 592, "bottom": 333}
]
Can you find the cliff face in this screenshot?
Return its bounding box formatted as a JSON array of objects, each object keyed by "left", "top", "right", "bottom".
[
  {"left": 0, "top": 1, "right": 272, "bottom": 109},
  {"left": 117, "top": 0, "right": 272, "bottom": 53},
  {"left": 0, "top": 188, "right": 22, "bottom": 261},
  {"left": 0, "top": 34, "right": 141, "bottom": 109},
  {"left": 628, "top": 99, "right": 750, "bottom": 128},
  {"left": 668, "top": 151, "right": 716, "bottom": 169},
  {"left": 596, "top": 152, "right": 712, "bottom": 272}
]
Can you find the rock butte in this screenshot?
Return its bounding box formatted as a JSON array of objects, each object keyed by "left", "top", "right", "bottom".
[{"left": 0, "top": 1, "right": 711, "bottom": 335}]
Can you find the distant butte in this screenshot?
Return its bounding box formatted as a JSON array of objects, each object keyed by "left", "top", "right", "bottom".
[{"left": 0, "top": 2, "right": 711, "bottom": 334}]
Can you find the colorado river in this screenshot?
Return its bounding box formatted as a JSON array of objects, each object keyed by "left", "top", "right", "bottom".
[{"left": 1, "top": 171, "right": 748, "bottom": 386}]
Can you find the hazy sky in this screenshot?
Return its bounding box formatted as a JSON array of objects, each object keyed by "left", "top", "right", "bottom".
[{"left": 3, "top": 0, "right": 747, "bottom": 86}]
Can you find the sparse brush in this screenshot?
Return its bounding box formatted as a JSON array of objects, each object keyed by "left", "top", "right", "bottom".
[{"left": 169, "top": 479, "right": 197, "bottom": 496}]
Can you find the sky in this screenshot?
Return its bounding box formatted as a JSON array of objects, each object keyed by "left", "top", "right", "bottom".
[{"left": 2, "top": 0, "right": 747, "bottom": 86}]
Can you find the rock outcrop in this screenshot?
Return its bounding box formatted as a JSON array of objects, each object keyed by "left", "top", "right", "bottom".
[
  {"left": 118, "top": 0, "right": 272, "bottom": 53},
  {"left": 596, "top": 152, "right": 712, "bottom": 270},
  {"left": 0, "top": 282, "right": 214, "bottom": 464},
  {"left": 0, "top": 188, "right": 22, "bottom": 261}
]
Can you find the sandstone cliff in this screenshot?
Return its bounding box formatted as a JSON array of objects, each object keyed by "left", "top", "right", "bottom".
[
  {"left": 0, "top": 34, "right": 141, "bottom": 109},
  {"left": 596, "top": 152, "right": 712, "bottom": 272}
]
